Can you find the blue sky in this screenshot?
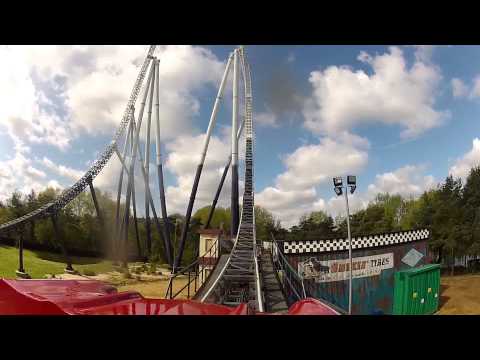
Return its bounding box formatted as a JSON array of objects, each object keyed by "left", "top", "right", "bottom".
[{"left": 1, "top": 45, "right": 480, "bottom": 228}]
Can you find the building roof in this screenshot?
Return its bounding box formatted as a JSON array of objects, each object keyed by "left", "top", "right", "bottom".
[{"left": 197, "top": 228, "right": 223, "bottom": 236}]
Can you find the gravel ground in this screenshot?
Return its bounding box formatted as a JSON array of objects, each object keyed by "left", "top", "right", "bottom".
[{"left": 437, "top": 274, "right": 480, "bottom": 315}]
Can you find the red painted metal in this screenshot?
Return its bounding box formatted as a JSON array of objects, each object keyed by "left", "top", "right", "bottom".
[
  {"left": 0, "top": 279, "right": 340, "bottom": 315},
  {"left": 286, "top": 298, "right": 342, "bottom": 315}
]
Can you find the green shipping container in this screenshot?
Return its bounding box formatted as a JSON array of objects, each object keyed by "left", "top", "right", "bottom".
[{"left": 393, "top": 264, "right": 440, "bottom": 315}]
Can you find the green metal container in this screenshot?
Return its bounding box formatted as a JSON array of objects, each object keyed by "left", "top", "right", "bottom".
[{"left": 393, "top": 264, "right": 440, "bottom": 315}]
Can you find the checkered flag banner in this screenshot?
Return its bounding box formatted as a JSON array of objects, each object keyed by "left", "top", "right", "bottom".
[{"left": 283, "top": 229, "right": 430, "bottom": 254}]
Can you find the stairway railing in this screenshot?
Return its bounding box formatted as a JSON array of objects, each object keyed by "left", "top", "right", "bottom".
[
  {"left": 164, "top": 236, "right": 220, "bottom": 299},
  {"left": 270, "top": 233, "right": 306, "bottom": 304}
]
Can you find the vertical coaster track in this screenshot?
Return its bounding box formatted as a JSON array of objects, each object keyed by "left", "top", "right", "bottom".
[{"left": 198, "top": 49, "right": 264, "bottom": 312}]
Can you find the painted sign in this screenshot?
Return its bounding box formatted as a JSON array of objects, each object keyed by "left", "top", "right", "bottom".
[
  {"left": 401, "top": 248, "right": 423, "bottom": 267},
  {"left": 298, "top": 253, "right": 394, "bottom": 283}
]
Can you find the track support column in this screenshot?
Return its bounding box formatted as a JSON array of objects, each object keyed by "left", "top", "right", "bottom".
[
  {"left": 15, "top": 224, "right": 30, "bottom": 279},
  {"left": 51, "top": 213, "right": 76, "bottom": 274}
]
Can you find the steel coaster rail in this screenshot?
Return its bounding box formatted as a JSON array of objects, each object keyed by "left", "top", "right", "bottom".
[
  {"left": 164, "top": 235, "right": 220, "bottom": 299},
  {"left": 0, "top": 46, "right": 157, "bottom": 233},
  {"left": 198, "top": 210, "right": 244, "bottom": 302},
  {"left": 198, "top": 49, "right": 264, "bottom": 312}
]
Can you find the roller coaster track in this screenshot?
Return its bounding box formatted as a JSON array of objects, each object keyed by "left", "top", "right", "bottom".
[
  {"left": 0, "top": 46, "right": 157, "bottom": 234},
  {"left": 198, "top": 49, "right": 264, "bottom": 312}
]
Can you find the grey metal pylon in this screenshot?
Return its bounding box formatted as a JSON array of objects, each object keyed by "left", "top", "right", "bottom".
[
  {"left": 121, "top": 59, "right": 157, "bottom": 266},
  {"left": 129, "top": 118, "right": 141, "bottom": 257},
  {"left": 114, "top": 121, "right": 133, "bottom": 261},
  {"left": 144, "top": 57, "right": 156, "bottom": 257},
  {"left": 205, "top": 119, "right": 245, "bottom": 229},
  {"left": 131, "top": 116, "right": 170, "bottom": 264},
  {"left": 174, "top": 52, "right": 234, "bottom": 271},
  {"left": 154, "top": 58, "right": 173, "bottom": 266}
]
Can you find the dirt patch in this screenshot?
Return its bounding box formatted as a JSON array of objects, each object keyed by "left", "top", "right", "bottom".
[
  {"left": 117, "top": 277, "right": 190, "bottom": 299},
  {"left": 437, "top": 274, "right": 480, "bottom": 315}
]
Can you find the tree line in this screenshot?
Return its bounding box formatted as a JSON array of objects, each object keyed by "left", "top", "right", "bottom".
[
  {"left": 2, "top": 166, "right": 480, "bottom": 270},
  {"left": 0, "top": 187, "right": 282, "bottom": 267},
  {"left": 283, "top": 167, "right": 480, "bottom": 271}
]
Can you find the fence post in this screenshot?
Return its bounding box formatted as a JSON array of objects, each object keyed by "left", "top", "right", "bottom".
[{"left": 194, "top": 267, "right": 198, "bottom": 292}]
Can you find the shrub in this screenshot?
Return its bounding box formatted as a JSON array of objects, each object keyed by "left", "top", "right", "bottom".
[
  {"left": 83, "top": 269, "right": 97, "bottom": 276},
  {"left": 148, "top": 262, "right": 157, "bottom": 274}
]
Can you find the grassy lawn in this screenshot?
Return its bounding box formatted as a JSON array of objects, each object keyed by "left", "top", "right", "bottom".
[{"left": 0, "top": 244, "right": 115, "bottom": 279}]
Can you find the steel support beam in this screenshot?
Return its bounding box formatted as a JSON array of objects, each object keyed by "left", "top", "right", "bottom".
[
  {"left": 120, "top": 60, "right": 156, "bottom": 266},
  {"left": 130, "top": 121, "right": 141, "bottom": 258},
  {"left": 114, "top": 115, "right": 134, "bottom": 263},
  {"left": 174, "top": 52, "right": 234, "bottom": 271},
  {"left": 205, "top": 119, "right": 245, "bottom": 229},
  {"left": 154, "top": 58, "right": 173, "bottom": 266},
  {"left": 50, "top": 213, "right": 75, "bottom": 273},
  {"left": 15, "top": 224, "right": 30, "bottom": 278},
  {"left": 88, "top": 177, "right": 106, "bottom": 255}
]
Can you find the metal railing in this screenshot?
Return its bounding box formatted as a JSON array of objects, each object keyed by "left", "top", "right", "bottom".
[
  {"left": 269, "top": 233, "right": 348, "bottom": 314},
  {"left": 164, "top": 236, "right": 220, "bottom": 299},
  {"left": 270, "top": 233, "right": 306, "bottom": 304}
]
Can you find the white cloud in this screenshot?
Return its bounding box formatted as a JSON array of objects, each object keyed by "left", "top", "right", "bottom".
[
  {"left": 451, "top": 78, "right": 469, "bottom": 98},
  {"left": 276, "top": 137, "right": 368, "bottom": 191},
  {"left": 413, "top": 45, "right": 436, "bottom": 63},
  {"left": 0, "top": 149, "right": 50, "bottom": 201},
  {"left": 40, "top": 157, "right": 84, "bottom": 181},
  {"left": 449, "top": 138, "right": 480, "bottom": 179},
  {"left": 256, "top": 187, "right": 318, "bottom": 228},
  {"left": 302, "top": 46, "right": 447, "bottom": 139},
  {"left": 256, "top": 137, "right": 368, "bottom": 227},
  {"left": 470, "top": 76, "right": 480, "bottom": 99},
  {"left": 257, "top": 160, "right": 436, "bottom": 229},
  {"left": 287, "top": 52, "right": 296, "bottom": 63},
  {"left": 0, "top": 45, "right": 225, "bottom": 153},
  {"left": 0, "top": 45, "right": 230, "bottom": 213},
  {"left": 0, "top": 47, "right": 61, "bottom": 150},
  {"left": 165, "top": 132, "right": 244, "bottom": 216},
  {"left": 367, "top": 165, "right": 436, "bottom": 199},
  {"left": 255, "top": 109, "right": 278, "bottom": 128}
]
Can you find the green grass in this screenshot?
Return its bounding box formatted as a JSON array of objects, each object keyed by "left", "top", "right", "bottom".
[{"left": 0, "top": 245, "right": 115, "bottom": 279}]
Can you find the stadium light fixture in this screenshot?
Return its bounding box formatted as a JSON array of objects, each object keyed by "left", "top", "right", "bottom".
[
  {"left": 333, "top": 177, "right": 343, "bottom": 187},
  {"left": 347, "top": 175, "right": 356, "bottom": 186}
]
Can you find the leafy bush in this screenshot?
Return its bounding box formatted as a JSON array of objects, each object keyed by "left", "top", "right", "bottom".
[
  {"left": 83, "top": 269, "right": 97, "bottom": 276},
  {"left": 148, "top": 262, "right": 157, "bottom": 274}
]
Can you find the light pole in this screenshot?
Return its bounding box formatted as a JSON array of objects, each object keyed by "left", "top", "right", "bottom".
[{"left": 333, "top": 175, "right": 357, "bottom": 315}]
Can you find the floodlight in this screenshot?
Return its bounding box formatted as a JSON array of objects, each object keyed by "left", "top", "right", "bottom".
[
  {"left": 333, "top": 177, "right": 343, "bottom": 187},
  {"left": 350, "top": 185, "right": 356, "bottom": 194},
  {"left": 347, "top": 175, "right": 356, "bottom": 186},
  {"left": 334, "top": 187, "right": 343, "bottom": 196}
]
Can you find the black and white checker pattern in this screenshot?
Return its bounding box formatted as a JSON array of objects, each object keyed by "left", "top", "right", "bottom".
[{"left": 283, "top": 229, "right": 429, "bottom": 254}]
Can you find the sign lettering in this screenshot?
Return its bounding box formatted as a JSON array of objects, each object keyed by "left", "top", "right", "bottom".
[{"left": 298, "top": 253, "right": 394, "bottom": 283}]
